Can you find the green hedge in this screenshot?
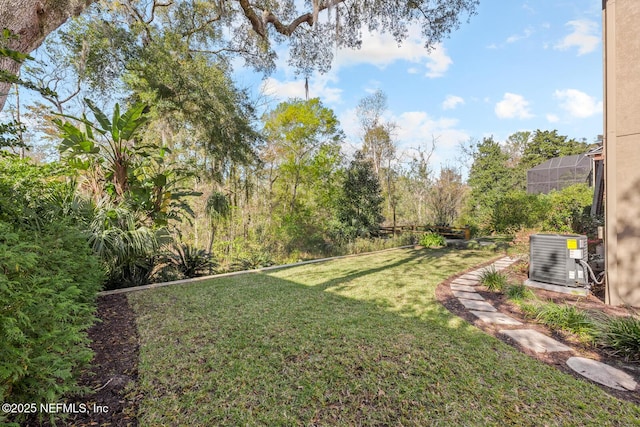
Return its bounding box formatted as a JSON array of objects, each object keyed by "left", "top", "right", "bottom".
[{"left": 0, "top": 158, "right": 103, "bottom": 422}]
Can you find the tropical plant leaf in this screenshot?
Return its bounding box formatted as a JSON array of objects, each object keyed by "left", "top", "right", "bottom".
[
  {"left": 111, "top": 103, "right": 121, "bottom": 143},
  {"left": 118, "top": 103, "right": 149, "bottom": 141},
  {"left": 84, "top": 98, "right": 111, "bottom": 132}
]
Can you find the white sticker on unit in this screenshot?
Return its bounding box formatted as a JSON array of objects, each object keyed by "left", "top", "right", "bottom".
[
  {"left": 569, "top": 249, "right": 583, "bottom": 259},
  {"left": 578, "top": 270, "right": 584, "bottom": 279},
  {"left": 569, "top": 271, "right": 576, "bottom": 279}
]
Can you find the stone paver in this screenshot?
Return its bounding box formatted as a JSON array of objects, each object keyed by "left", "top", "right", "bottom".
[
  {"left": 447, "top": 257, "right": 639, "bottom": 395},
  {"left": 452, "top": 291, "right": 484, "bottom": 301},
  {"left": 461, "top": 272, "right": 483, "bottom": 279},
  {"left": 470, "top": 311, "right": 522, "bottom": 325},
  {"left": 499, "top": 329, "right": 572, "bottom": 353},
  {"left": 452, "top": 277, "right": 479, "bottom": 286},
  {"left": 566, "top": 357, "right": 638, "bottom": 391},
  {"left": 457, "top": 298, "right": 497, "bottom": 312},
  {"left": 450, "top": 284, "right": 477, "bottom": 292}
]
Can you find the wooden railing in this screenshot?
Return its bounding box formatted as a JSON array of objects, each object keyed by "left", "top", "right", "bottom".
[{"left": 378, "top": 225, "right": 471, "bottom": 240}]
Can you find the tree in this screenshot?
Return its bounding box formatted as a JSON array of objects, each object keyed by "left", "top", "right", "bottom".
[
  {"left": 427, "top": 166, "right": 466, "bottom": 226},
  {"left": 504, "top": 130, "right": 531, "bottom": 168},
  {"left": 262, "top": 98, "right": 343, "bottom": 213},
  {"left": 337, "top": 151, "right": 384, "bottom": 238},
  {"left": 357, "top": 90, "right": 396, "bottom": 177},
  {"left": 1, "top": 30, "right": 57, "bottom": 154},
  {"left": 54, "top": 99, "right": 198, "bottom": 227},
  {"left": 520, "top": 129, "right": 588, "bottom": 170},
  {"left": 126, "top": 29, "right": 261, "bottom": 176},
  {"left": 464, "top": 136, "right": 511, "bottom": 231},
  {"left": 1, "top": 0, "right": 480, "bottom": 110},
  {"left": 205, "top": 190, "right": 231, "bottom": 258},
  {"left": 0, "top": 0, "right": 90, "bottom": 109}
]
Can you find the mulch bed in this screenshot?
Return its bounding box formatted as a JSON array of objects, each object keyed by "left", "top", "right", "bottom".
[
  {"left": 436, "top": 257, "right": 640, "bottom": 405},
  {"left": 20, "top": 293, "right": 140, "bottom": 427}
]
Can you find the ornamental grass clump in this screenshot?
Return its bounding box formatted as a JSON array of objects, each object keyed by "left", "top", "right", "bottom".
[
  {"left": 534, "top": 303, "right": 596, "bottom": 342},
  {"left": 479, "top": 267, "right": 509, "bottom": 291},
  {"left": 505, "top": 283, "right": 535, "bottom": 301},
  {"left": 594, "top": 315, "right": 640, "bottom": 361}
]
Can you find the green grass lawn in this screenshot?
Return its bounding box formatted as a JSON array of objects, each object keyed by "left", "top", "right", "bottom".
[{"left": 128, "top": 248, "right": 640, "bottom": 426}]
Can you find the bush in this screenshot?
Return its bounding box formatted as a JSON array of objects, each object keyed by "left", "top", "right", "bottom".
[
  {"left": 505, "top": 283, "right": 534, "bottom": 301},
  {"left": 479, "top": 267, "right": 509, "bottom": 291},
  {"left": 419, "top": 232, "right": 446, "bottom": 248},
  {"left": 594, "top": 315, "right": 640, "bottom": 361},
  {"left": 534, "top": 303, "right": 596, "bottom": 341},
  {"left": 230, "top": 251, "right": 275, "bottom": 271},
  {"left": 0, "top": 158, "right": 104, "bottom": 424},
  {"left": 0, "top": 222, "right": 103, "bottom": 417},
  {"left": 491, "top": 191, "right": 549, "bottom": 233},
  {"left": 541, "top": 184, "right": 593, "bottom": 233},
  {"left": 163, "top": 243, "right": 216, "bottom": 278}
]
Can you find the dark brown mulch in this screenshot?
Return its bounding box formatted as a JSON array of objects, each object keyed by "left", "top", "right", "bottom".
[
  {"left": 436, "top": 257, "right": 640, "bottom": 405},
  {"left": 19, "top": 293, "right": 140, "bottom": 427}
]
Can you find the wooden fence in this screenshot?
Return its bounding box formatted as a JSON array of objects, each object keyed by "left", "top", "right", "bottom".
[{"left": 378, "top": 225, "right": 471, "bottom": 240}]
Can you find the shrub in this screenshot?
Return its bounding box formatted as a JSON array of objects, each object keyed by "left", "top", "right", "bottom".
[
  {"left": 0, "top": 158, "right": 104, "bottom": 424},
  {"left": 505, "top": 284, "right": 534, "bottom": 301},
  {"left": 419, "top": 232, "right": 447, "bottom": 248},
  {"left": 0, "top": 221, "right": 103, "bottom": 418},
  {"left": 164, "top": 243, "right": 216, "bottom": 278},
  {"left": 541, "top": 184, "right": 593, "bottom": 233},
  {"left": 534, "top": 303, "right": 596, "bottom": 341},
  {"left": 479, "top": 267, "right": 508, "bottom": 291},
  {"left": 491, "top": 190, "right": 549, "bottom": 233},
  {"left": 231, "top": 251, "right": 275, "bottom": 271},
  {"left": 594, "top": 315, "right": 640, "bottom": 361}
]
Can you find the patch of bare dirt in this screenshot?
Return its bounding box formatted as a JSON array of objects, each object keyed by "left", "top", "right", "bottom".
[{"left": 436, "top": 257, "right": 640, "bottom": 405}]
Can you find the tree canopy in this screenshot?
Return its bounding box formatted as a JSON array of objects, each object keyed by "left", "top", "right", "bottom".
[{"left": 1, "top": 0, "right": 480, "bottom": 110}]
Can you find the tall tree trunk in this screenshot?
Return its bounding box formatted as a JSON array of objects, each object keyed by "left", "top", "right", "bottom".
[{"left": 0, "top": 0, "right": 94, "bottom": 111}]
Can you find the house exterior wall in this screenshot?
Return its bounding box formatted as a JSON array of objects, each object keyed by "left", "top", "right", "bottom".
[{"left": 603, "top": 0, "right": 640, "bottom": 306}]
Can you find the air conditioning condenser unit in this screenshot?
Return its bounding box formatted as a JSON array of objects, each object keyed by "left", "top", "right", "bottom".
[{"left": 529, "top": 234, "right": 588, "bottom": 287}]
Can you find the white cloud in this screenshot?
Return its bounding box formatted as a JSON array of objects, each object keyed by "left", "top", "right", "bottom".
[
  {"left": 424, "top": 45, "right": 453, "bottom": 78},
  {"left": 522, "top": 2, "right": 535, "bottom": 14},
  {"left": 554, "top": 20, "right": 600, "bottom": 55},
  {"left": 442, "top": 95, "right": 465, "bottom": 110},
  {"left": 334, "top": 26, "right": 453, "bottom": 78},
  {"left": 495, "top": 93, "right": 534, "bottom": 119},
  {"left": 393, "top": 111, "right": 469, "bottom": 150},
  {"left": 261, "top": 73, "right": 343, "bottom": 105},
  {"left": 546, "top": 113, "right": 560, "bottom": 123},
  {"left": 506, "top": 28, "right": 533, "bottom": 44},
  {"left": 339, "top": 108, "right": 469, "bottom": 160},
  {"left": 554, "top": 89, "right": 602, "bottom": 118}
]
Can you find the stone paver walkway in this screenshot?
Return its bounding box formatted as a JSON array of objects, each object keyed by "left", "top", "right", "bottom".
[
  {"left": 450, "top": 284, "right": 477, "bottom": 292},
  {"left": 452, "top": 290, "right": 484, "bottom": 300},
  {"left": 446, "top": 256, "right": 638, "bottom": 393},
  {"left": 500, "top": 329, "right": 572, "bottom": 353}
]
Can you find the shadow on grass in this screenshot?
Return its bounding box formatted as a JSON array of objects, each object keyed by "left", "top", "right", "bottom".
[
  {"left": 311, "top": 247, "right": 445, "bottom": 292},
  {"left": 126, "top": 247, "right": 639, "bottom": 426}
]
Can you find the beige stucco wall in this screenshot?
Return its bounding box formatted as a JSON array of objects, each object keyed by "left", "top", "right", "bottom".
[{"left": 603, "top": 0, "right": 640, "bottom": 306}]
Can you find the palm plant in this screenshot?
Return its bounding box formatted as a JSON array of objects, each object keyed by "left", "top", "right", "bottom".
[
  {"left": 87, "top": 198, "right": 168, "bottom": 289},
  {"left": 164, "top": 243, "right": 216, "bottom": 279}
]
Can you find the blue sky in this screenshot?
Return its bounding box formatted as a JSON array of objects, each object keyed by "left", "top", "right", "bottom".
[{"left": 238, "top": 0, "right": 604, "bottom": 172}]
